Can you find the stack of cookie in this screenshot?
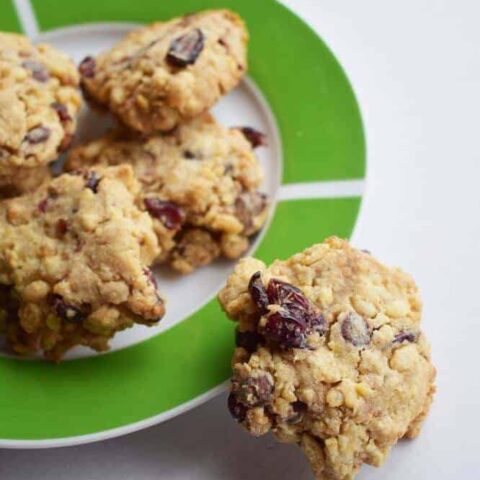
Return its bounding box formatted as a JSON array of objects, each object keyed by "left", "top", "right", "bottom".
[{"left": 0, "top": 9, "right": 268, "bottom": 360}]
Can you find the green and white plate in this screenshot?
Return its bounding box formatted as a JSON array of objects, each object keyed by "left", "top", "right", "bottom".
[{"left": 0, "top": 0, "right": 365, "bottom": 447}]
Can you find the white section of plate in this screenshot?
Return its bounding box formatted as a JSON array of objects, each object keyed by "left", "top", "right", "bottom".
[{"left": 12, "top": 0, "right": 39, "bottom": 38}]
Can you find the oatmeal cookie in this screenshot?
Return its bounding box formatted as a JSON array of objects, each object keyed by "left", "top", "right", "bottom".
[
  {"left": 0, "top": 165, "right": 164, "bottom": 361},
  {"left": 0, "top": 33, "right": 81, "bottom": 173},
  {"left": 79, "top": 10, "right": 248, "bottom": 133},
  {"left": 219, "top": 237, "right": 436, "bottom": 480},
  {"left": 0, "top": 164, "right": 51, "bottom": 199},
  {"left": 66, "top": 113, "right": 268, "bottom": 274}
]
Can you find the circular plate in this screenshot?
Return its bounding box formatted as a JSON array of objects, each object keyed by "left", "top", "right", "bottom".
[{"left": 0, "top": 0, "right": 365, "bottom": 447}]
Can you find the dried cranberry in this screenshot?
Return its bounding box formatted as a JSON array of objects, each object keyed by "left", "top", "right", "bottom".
[
  {"left": 310, "top": 312, "right": 327, "bottom": 335},
  {"left": 235, "top": 329, "right": 264, "bottom": 353},
  {"left": 183, "top": 150, "right": 195, "bottom": 159},
  {"left": 51, "top": 102, "right": 71, "bottom": 123},
  {"left": 52, "top": 295, "right": 85, "bottom": 323},
  {"left": 143, "top": 267, "right": 157, "bottom": 288},
  {"left": 236, "top": 375, "right": 273, "bottom": 407},
  {"left": 56, "top": 218, "right": 68, "bottom": 236},
  {"left": 235, "top": 192, "right": 268, "bottom": 234},
  {"left": 238, "top": 127, "right": 267, "bottom": 149},
  {"left": 267, "top": 279, "right": 310, "bottom": 311},
  {"left": 144, "top": 198, "right": 184, "bottom": 229},
  {"left": 341, "top": 312, "right": 371, "bottom": 347},
  {"left": 166, "top": 28, "right": 205, "bottom": 67},
  {"left": 79, "top": 56, "right": 96, "bottom": 78},
  {"left": 248, "top": 271, "right": 269, "bottom": 314},
  {"left": 37, "top": 197, "right": 48, "bottom": 213},
  {"left": 264, "top": 310, "right": 308, "bottom": 349},
  {"left": 22, "top": 60, "right": 49, "bottom": 82},
  {"left": 25, "top": 126, "right": 50, "bottom": 144},
  {"left": 84, "top": 171, "right": 101, "bottom": 193},
  {"left": 393, "top": 331, "right": 416, "bottom": 344},
  {"left": 227, "top": 392, "right": 247, "bottom": 423}
]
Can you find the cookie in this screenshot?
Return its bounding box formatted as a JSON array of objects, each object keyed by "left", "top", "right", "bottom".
[
  {"left": 219, "top": 237, "right": 436, "bottom": 480},
  {"left": 79, "top": 10, "right": 248, "bottom": 133},
  {"left": 0, "top": 165, "right": 164, "bottom": 361},
  {"left": 0, "top": 164, "right": 51, "bottom": 199},
  {"left": 66, "top": 113, "right": 268, "bottom": 274},
  {"left": 0, "top": 33, "right": 81, "bottom": 174}
]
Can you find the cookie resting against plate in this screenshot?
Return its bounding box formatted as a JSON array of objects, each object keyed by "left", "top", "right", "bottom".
[
  {"left": 0, "top": 32, "right": 81, "bottom": 195},
  {"left": 79, "top": 9, "right": 248, "bottom": 133},
  {"left": 66, "top": 113, "right": 268, "bottom": 274},
  {"left": 0, "top": 165, "right": 164, "bottom": 361},
  {"left": 219, "top": 237, "right": 436, "bottom": 480}
]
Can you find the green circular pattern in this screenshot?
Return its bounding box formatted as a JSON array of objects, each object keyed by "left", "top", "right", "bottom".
[{"left": 0, "top": 0, "right": 365, "bottom": 444}]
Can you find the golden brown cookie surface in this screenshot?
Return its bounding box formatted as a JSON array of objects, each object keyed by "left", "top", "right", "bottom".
[
  {"left": 219, "top": 237, "right": 436, "bottom": 480},
  {"left": 79, "top": 10, "right": 248, "bottom": 133},
  {"left": 0, "top": 165, "right": 163, "bottom": 361}
]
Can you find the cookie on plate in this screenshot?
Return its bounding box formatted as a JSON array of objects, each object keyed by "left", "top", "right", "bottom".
[
  {"left": 219, "top": 237, "right": 436, "bottom": 480},
  {"left": 0, "top": 165, "right": 164, "bottom": 361},
  {"left": 0, "top": 33, "right": 81, "bottom": 174},
  {"left": 79, "top": 10, "right": 248, "bottom": 133},
  {"left": 66, "top": 113, "right": 268, "bottom": 274}
]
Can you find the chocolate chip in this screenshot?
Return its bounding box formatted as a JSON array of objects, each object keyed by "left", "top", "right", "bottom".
[
  {"left": 238, "top": 127, "right": 267, "bottom": 149},
  {"left": 393, "top": 331, "right": 416, "bottom": 344},
  {"left": 166, "top": 28, "right": 205, "bottom": 67},
  {"left": 341, "top": 312, "right": 371, "bottom": 347},
  {"left": 79, "top": 56, "right": 96, "bottom": 78},
  {"left": 51, "top": 102, "right": 71, "bottom": 123},
  {"left": 248, "top": 271, "right": 269, "bottom": 314},
  {"left": 52, "top": 295, "right": 85, "bottom": 323},
  {"left": 235, "top": 329, "right": 264, "bottom": 353},
  {"left": 144, "top": 198, "right": 184, "bottom": 229},
  {"left": 25, "top": 126, "right": 50, "bottom": 145},
  {"left": 84, "top": 171, "right": 101, "bottom": 193},
  {"left": 22, "top": 60, "right": 49, "bottom": 82}
]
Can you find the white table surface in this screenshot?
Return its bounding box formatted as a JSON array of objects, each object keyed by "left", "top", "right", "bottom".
[{"left": 2, "top": 0, "right": 479, "bottom": 478}]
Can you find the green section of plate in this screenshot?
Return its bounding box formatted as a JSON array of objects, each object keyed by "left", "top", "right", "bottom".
[
  {"left": 30, "top": 0, "right": 365, "bottom": 183},
  {"left": 0, "top": 197, "right": 360, "bottom": 440},
  {"left": 256, "top": 197, "right": 361, "bottom": 264},
  {"left": 0, "top": 0, "right": 21, "bottom": 32},
  {"left": 0, "top": 299, "right": 232, "bottom": 439}
]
